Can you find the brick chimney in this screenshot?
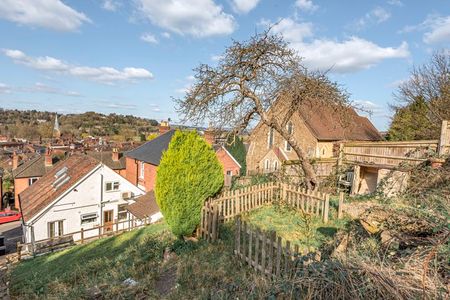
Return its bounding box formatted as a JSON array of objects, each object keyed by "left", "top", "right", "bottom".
[
  {"left": 112, "top": 148, "right": 120, "bottom": 162},
  {"left": 204, "top": 129, "right": 215, "bottom": 145},
  {"left": 45, "top": 147, "right": 53, "bottom": 167},
  {"left": 159, "top": 120, "right": 170, "bottom": 135},
  {"left": 12, "top": 151, "right": 19, "bottom": 170}
]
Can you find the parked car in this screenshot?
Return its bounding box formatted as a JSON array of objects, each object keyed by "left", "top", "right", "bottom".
[{"left": 0, "top": 209, "right": 22, "bottom": 224}]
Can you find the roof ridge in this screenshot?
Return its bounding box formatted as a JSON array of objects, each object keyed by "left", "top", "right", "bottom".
[
  {"left": 13, "top": 154, "right": 43, "bottom": 178},
  {"left": 125, "top": 129, "right": 176, "bottom": 156}
]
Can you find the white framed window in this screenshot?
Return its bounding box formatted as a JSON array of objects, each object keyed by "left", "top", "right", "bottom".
[
  {"left": 105, "top": 181, "right": 120, "bottom": 192},
  {"left": 28, "top": 177, "right": 39, "bottom": 186},
  {"left": 118, "top": 204, "right": 128, "bottom": 220},
  {"left": 285, "top": 122, "right": 293, "bottom": 152},
  {"left": 81, "top": 213, "right": 97, "bottom": 225},
  {"left": 226, "top": 170, "right": 233, "bottom": 176},
  {"left": 264, "top": 159, "right": 270, "bottom": 170},
  {"left": 139, "top": 161, "right": 145, "bottom": 179},
  {"left": 48, "top": 220, "right": 64, "bottom": 238},
  {"left": 273, "top": 160, "right": 279, "bottom": 171},
  {"left": 267, "top": 127, "right": 274, "bottom": 148}
]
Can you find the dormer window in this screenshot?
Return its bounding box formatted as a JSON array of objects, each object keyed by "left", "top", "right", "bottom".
[
  {"left": 267, "top": 127, "right": 274, "bottom": 148},
  {"left": 285, "top": 121, "right": 293, "bottom": 152}
]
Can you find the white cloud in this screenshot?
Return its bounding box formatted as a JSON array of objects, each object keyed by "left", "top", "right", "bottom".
[
  {"left": 423, "top": 15, "right": 450, "bottom": 44},
  {"left": 102, "top": 0, "right": 120, "bottom": 11},
  {"left": 296, "top": 38, "right": 409, "bottom": 73},
  {"left": 0, "top": 0, "right": 90, "bottom": 32},
  {"left": 270, "top": 18, "right": 313, "bottom": 43},
  {"left": 27, "top": 82, "right": 82, "bottom": 97},
  {"left": 161, "top": 32, "right": 171, "bottom": 38},
  {"left": 265, "top": 18, "right": 409, "bottom": 73},
  {"left": 387, "top": 0, "right": 403, "bottom": 6},
  {"left": 0, "top": 83, "right": 11, "bottom": 94},
  {"left": 140, "top": 33, "right": 158, "bottom": 44},
  {"left": 135, "top": 0, "right": 236, "bottom": 38},
  {"left": 231, "top": 0, "right": 260, "bottom": 14},
  {"left": 3, "top": 49, "right": 154, "bottom": 84},
  {"left": 353, "top": 7, "right": 391, "bottom": 31},
  {"left": 400, "top": 14, "right": 450, "bottom": 44},
  {"left": 295, "top": 0, "right": 318, "bottom": 12},
  {"left": 211, "top": 54, "right": 224, "bottom": 61}
]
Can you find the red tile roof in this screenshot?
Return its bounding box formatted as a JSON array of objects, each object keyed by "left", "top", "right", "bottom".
[
  {"left": 298, "top": 102, "right": 382, "bottom": 141},
  {"left": 19, "top": 155, "right": 100, "bottom": 223},
  {"left": 126, "top": 191, "right": 160, "bottom": 220}
]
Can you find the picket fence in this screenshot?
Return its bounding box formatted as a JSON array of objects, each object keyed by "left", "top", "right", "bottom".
[
  {"left": 198, "top": 182, "right": 333, "bottom": 241},
  {"left": 234, "top": 216, "right": 321, "bottom": 278}
]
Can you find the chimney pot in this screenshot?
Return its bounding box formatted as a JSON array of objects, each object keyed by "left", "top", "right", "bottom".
[
  {"left": 45, "top": 148, "right": 53, "bottom": 167},
  {"left": 12, "top": 151, "right": 19, "bottom": 170},
  {"left": 112, "top": 148, "right": 120, "bottom": 162}
]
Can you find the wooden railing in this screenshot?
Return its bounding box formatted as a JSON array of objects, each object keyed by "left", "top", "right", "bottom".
[
  {"left": 198, "top": 182, "right": 333, "bottom": 241},
  {"left": 20, "top": 215, "right": 154, "bottom": 256},
  {"left": 343, "top": 140, "right": 438, "bottom": 167},
  {"left": 234, "top": 216, "right": 318, "bottom": 278}
]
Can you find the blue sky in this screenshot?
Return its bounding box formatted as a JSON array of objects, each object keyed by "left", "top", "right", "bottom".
[{"left": 0, "top": 0, "right": 449, "bottom": 131}]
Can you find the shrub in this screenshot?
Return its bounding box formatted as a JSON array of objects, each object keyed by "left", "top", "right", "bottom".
[{"left": 155, "top": 130, "right": 223, "bottom": 237}]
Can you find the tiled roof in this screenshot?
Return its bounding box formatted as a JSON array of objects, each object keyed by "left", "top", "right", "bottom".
[
  {"left": 12, "top": 155, "right": 60, "bottom": 179},
  {"left": 125, "top": 130, "right": 175, "bottom": 165},
  {"left": 19, "top": 155, "right": 100, "bottom": 223},
  {"left": 298, "top": 102, "right": 382, "bottom": 141},
  {"left": 86, "top": 151, "right": 126, "bottom": 170},
  {"left": 126, "top": 191, "right": 160, "bottom": 220}
]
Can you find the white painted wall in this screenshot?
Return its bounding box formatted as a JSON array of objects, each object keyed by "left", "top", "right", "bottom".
[{"left": 23, "top": 164, "right": 147, "bottom": 243}]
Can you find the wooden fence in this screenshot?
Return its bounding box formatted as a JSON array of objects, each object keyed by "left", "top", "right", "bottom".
[
  {"left": 20, "top": 215, "right": 155, "bottom": 257},
  {"left": 198, "top": 182, "right": 333, "bottom": 241},
  {"left": 234, "top": 216, "right": 318, "bottom": 278}
]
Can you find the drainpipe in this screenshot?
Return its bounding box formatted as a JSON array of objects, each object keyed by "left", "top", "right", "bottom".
[{"left": 100, "top": 169, "right": 104, "bottom": 233}]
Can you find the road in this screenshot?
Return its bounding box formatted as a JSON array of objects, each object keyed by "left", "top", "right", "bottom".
[{"left": 0, "top": 221, "right": 22, "bottom": 261}]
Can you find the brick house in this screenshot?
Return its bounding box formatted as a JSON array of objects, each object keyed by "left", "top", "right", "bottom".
[
  {"left": 125, "top": 125, "right": 241, "bottom": 192},
  {"left": 246, "top": 101, "right": 382, "bottom": 175}
]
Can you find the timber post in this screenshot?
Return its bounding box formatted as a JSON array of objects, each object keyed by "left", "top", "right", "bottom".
[{"left": 338, "top": 192, "right": 344, "bottom": 219}]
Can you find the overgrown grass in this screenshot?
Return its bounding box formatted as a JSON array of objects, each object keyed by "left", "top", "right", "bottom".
[
  {"left": 10, "top": 222, "right": 173, "bottom": 299},
  {"left": 242, "top": 204, "right": 349, "bottom": 253}
]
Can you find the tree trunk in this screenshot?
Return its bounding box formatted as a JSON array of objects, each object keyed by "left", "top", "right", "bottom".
[{"left": 270, "top": 122, "right": 318, "bottom": 189}]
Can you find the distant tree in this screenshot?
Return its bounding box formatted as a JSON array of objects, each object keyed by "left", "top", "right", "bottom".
[
  {"left": 388, "top": 51, "right": 450, "bottom": 140},
  {"left": 176, "top": 30, "right": 350, "bottom": 189},
  {"left": 146, "top": 133, "right": 158, "bottom": 141},
  {"left": 387, "top": 97, "right": 435, "bottom": 140},
  {"left": 155, "top": 130, "right": 223, "bottom": 237},
  {"left": 225, "top": 135, "right": 247, "bottom": 175}
]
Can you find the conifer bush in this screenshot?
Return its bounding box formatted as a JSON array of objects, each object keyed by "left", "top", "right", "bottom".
[{"left": 155, "top": 130, "right": 223, "bottom": 237}]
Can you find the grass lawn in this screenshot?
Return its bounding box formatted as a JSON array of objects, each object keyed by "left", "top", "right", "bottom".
[
  {"left": 10, "top": 222, "right": 173, "bottom": 299},
  {"left": 242, "top": 204, "right": 349, "bottom": 253}
]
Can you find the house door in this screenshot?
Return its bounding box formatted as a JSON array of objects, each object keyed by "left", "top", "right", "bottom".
[{"left": 103, "top": 210, "right": 114, "bottom": 232}]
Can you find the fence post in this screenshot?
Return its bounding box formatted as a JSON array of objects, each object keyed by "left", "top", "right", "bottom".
[
  {"left": 80, "top": 228, "right": 84, "bottom": 244},
  {"left": 268, "top": 231, "right": 275, "bottom": 276},
  {"left": 261, "top": 230, "right": 266, "bottom": 276},
  {"left": 275, "top": 236, "right": 282, "bottom": 277},
  {"left": 284, "top": 241, "right": 291, "bottom": 276},
  {"left": 211, "top": 205, "right": 218, "bottom": 241},
  {"left": 235, "top": 216, "right": 241, "bottom": 256},
  {"left": 116, "top": 220, "right": 119, "bottom": 232},
  {"left": 16, "top": 241, "right": 21, "bottom": 261},
  {"left": 338, "top": 192, "right": 344, "bottom": 219},
  {"left": 323, "top": 194, "right": 330, "bottom": 223},
  {"left": 438, "top": 120, "right": 449, "bottom": 156}
]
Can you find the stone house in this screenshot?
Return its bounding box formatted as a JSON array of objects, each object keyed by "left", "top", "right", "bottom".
[{"left": 246, "top": 101, "right": 382, "bottom": 177}]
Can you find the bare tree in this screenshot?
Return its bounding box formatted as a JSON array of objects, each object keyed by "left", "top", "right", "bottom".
[
  {"left": 392, "top": 51, "right": 450, "bottom": 136},
  {"left": 176, "top": 31, "right": 350, "bottom": 189}
]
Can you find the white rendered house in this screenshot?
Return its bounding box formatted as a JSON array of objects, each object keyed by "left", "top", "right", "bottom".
[{"left": 19, "top": 154, "right": 162, "bottom": 244}]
